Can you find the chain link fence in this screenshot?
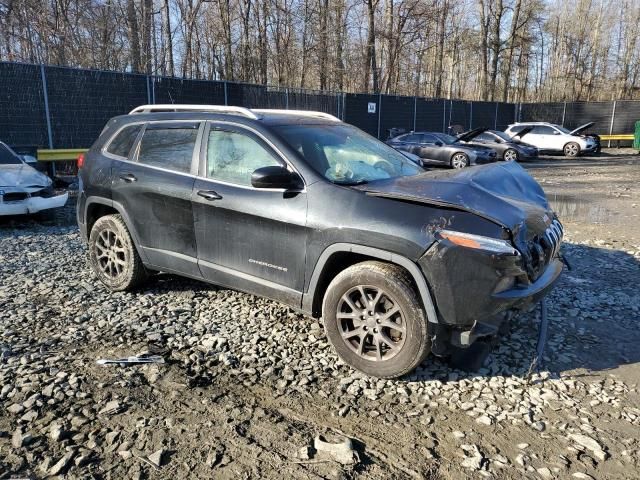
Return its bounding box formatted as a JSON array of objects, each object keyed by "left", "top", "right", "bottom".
[{"left": 1, "top": 61, "right": 638, "bottom": 149}]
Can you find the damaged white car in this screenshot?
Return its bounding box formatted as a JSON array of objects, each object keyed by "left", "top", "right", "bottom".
[{"left": 0, "top": 141, "right": 68, "bottom": 216}]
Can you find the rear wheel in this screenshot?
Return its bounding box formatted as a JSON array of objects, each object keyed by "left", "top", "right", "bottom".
[
  {"left": 503, "top": 148, "right": 518, "bottom": 162},
  {"left": 88, "top": 214, "right": 148, "bottom": 291},
  {"left": 322, "top": 261, "right": 430, "bottom": 378},
  {"left": 563, "top": 142, "right": 580, "bottom": 157},
  {"left": 450, "top": 152, "right": 469, "bottom": 169}
]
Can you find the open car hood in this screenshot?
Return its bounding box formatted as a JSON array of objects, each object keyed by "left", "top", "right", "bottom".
[
  {"left": 354, "top": 161, "right": 552, "bottom": 235},
  {"left": 0, "top": 164, "right": 51, "bottom": 191},
  {"left": 511, "top": 126, "right": 533, "bottom": 139},
  {"left": 456, "top": 127, "right": 488, "bottom": 143},
  {"left": 570, "top": 122, "right": 595, "bottom": 135}
]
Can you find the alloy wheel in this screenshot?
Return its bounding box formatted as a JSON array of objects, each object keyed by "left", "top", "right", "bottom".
[
  {"left": 565, "top": 143, "right": 579, "bottom": 156},
  {"left": 336, "top": 285, "right": 406, "bottom": 361},
  {"left": 451, "top": 153, "right": 468, "bottom": 169},
  {"left": 94, "top": 228, "right": 127, "bottom": 278},
  {"left": 504, "top": 149, "right": 518, "bottom": 161}
]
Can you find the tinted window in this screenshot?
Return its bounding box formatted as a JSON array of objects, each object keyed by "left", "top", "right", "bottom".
[
  {"left": 422, "top": 134, "right": 439, "bottom": 143},
  {"left": 137, "top": 124, "right": 199, "bottom": 173},
  {"left": 106, "top": 125, "right": 142, "bottom": 158},
  {"left": 508, "top": 125, "right": 528, "bottom": 134},
  {"left": 531, "top": 125, "right": 555, "bottom": 135},
  {"left": 207, "top": 129, "right": 281, "bottom": 186},
  {"left": 0, "top": 144, "right": 23, "bottom": 165},
  {"left": 400, "top": 133, "right": 422, "bottom": 143},
  {"left": 475, "top": 132, "right": 494, "bottom": 142}
]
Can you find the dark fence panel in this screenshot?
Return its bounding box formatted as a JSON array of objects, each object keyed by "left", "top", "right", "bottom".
[
  {"left": 415, "top": 99, "right": 446, "bottom": 133},
  {"left": 447, "top": 100, "right": 471, "bottom": 133},
  {"left": 471, "top": 101, "right": 496, "bottom": 130},
  {"left": 153, "top": 77, "right": 225, "bottom": 105},
  {"left": 564, "top": 102, "right": 612, "bottom": 134},
  {"left": 44, "top": 66, "right": 148, "bottom": 148},
  {"left": 520, "top": 102, "right": 564, "bottom": 125},
  {"left": 1, "top": 62, "right": 638, "bottom": 150},
  {"left": 0, "top": 63, "right": 49, "bottom": 147},
  {"left": 380, "top": 95, "right": 414, "bottom": 139},
  {"left": 496, "top": 103, "right": 516, "bottom": 131},
  {"left": 227, "top": 83, "right": 287, "bottom": 109},
  {"left": 344, "top": 93, "right": 380, "bottom": 138},
  {"left": 612, "top": 100, "right": 640, "bottom": 135},
  {"left": 286, "top": 89, "right": 340, "bottom": 116}
]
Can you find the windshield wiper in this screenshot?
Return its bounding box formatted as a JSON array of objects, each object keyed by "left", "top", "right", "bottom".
[{"left": 334, "top": 179, "right": 369, "bottom": 186}]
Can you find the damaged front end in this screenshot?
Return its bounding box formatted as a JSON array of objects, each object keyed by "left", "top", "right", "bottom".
[
  {"left": 0, "top": 185, "right": 69, "bottom": 216},
  {"left": 357, "top": 161, "right": 564, "bottom": 355}
]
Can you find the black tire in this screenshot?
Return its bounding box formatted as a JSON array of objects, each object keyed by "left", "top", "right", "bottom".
[
  {"left": 503, "top": 148, "right": 519, "bottom": 162},
  {"left": 563, "top": 142, "right": 580, "bottom": 157},
  {"left": 322, "top": 261, "right": 430, "bottom": 378},
  {"left": 450, "top": 152, "right": 469, "bottom": 169},
  {"left": 88, "top": 214, "right": 147, "bottom": 291}
]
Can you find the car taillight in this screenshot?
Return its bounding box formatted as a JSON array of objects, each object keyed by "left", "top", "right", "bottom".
[{"left": 77, "top": 153, "right": 85, "bottom": 169}]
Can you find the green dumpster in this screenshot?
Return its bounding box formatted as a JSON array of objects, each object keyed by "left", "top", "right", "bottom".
[{"left": 635, "top": 121, "right": 640, "bottom": 150}]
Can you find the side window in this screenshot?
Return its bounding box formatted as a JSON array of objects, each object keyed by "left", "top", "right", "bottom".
[
  {"left": 509, "top": 125, "right": 527, "bottom": 134},
  {"left": 422, "top": 134, "right": 438, "bottom": 143},
  {"left": 207, "top": 129, "right": 281, "bottom": 186},
  {"left": 402, "top": 134, "right": 420, "bottom": 142},
  {"left": 476, "top": 132, "right": 492, "bottom": 142},
  {"left": 531, "top": 125, "right": 554, "bottom": 135},
  {"left": 106, "top": 124, "right": 142, "bottom": 158},
  {"left": 137, "top": 124, "right": 199, "bottom": 173}
]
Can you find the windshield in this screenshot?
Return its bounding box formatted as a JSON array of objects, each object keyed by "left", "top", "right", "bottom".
[
  {"left": 491, "top": 131, "right": 512, "bottom": 141},
  {"left": 433, "top": 133, "right": 457, "bottom": 144},
  {"left": 0, "top": 144, "right": 24, "bottom": 165},
  {"left": 273, "top": 124, "right": 424, "bottom": 184}
]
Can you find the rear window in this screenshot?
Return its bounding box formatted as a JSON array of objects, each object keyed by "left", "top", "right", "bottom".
[
  {"left": 0, "top": 143, "right": 23, "bottom": 165},
  {"left": 106, "top": 124, "right": 142, "bottom": 158},
  {"left": 137, "top": 123, "right": 199, "bottom": 173}
]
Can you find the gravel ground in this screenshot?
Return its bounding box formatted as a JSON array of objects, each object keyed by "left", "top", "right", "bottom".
[{"left": 1, "top": 151, "right": 639, "bottom": 479}]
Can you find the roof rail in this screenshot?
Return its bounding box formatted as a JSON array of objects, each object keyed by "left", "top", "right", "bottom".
[
  {"left": 252, "top": 109, "right": 341, "bottom": 122},
  {"left": 128, "top": 104, "right": 259, "bottom": 119},
  {"left": 128, "top": 105, "right": 341, "bottom": 122}
]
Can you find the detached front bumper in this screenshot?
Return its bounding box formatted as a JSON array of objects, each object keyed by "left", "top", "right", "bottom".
[{"left": 0, "top": 192, "right": 69, "bottom": 216}]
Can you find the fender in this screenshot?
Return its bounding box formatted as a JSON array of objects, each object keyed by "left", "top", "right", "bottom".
[
  {"left": 303, "top": 243, "right": 438, "bottom": 324},
  {"left": 84, "top": 196, "right": 150, "bottom": 264}
]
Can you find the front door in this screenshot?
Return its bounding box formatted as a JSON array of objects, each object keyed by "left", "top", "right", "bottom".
[
  {"left": 192, "top": 122, "right": 308, "bottom": 306},
  {"left": 111, "top": 121, "right": 202, "bottom": 277}
]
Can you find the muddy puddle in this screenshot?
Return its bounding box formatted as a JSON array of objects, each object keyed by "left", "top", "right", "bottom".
[{"left": 547, "top": 193, "right": 621, "bottom": 224}]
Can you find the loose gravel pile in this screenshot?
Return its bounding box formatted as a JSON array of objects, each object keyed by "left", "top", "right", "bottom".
[{"left": 1, "top": 156, "right": 640, "bottom": 479}]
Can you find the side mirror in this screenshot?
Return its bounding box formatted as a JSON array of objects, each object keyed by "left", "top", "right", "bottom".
[
  {"left": 553, "top": 131, "right": 561, "bottom": 135},
  {"left": 251, "top": 165, "right": 303, "bottom": 190},
  {"left": 435, "top": 141, "right": 443, "bottom": 147}
]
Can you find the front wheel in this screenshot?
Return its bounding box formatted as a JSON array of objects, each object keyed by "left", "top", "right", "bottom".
[
  {"left": 88, "top": 214, "right": 148, "bottom": 291},
  {"left": 503, "top": 148, "right": 518, "bottom": 162},
  {"left": 450, "top": 152, "right": 469, "bottom": 169},
  {"left": 322, "top": 261, "right": 430, "bottom": 378},
  {"left": 563, "top": 142, "right": 580, "bottom": 157}
]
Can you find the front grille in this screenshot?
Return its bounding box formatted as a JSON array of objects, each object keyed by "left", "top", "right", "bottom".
[
  {"left": 528, "top": 219, "right": 563, "bottom": 280},
  {"left": 1, "top": 192, "right": 28, "bottom": 202}
]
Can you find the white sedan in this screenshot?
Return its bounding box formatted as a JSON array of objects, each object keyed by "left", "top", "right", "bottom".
[{"left": 0, "top": 141, "right": 68, "bottom": 216}]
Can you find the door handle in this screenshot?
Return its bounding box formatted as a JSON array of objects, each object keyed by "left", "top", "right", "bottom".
[
  {"left": 197, "top": 190, "right": 222, "bottom": 201},
  {"left": 119, "top": 173, "right": 137, "bottom": 183}
]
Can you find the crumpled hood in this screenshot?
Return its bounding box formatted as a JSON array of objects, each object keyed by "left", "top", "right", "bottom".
[
  {"left": 0, "top": 164, "right": 51, "bottom": 192},
  {"left": 355, "top": 162, "right": 553, "bottom": 236}
]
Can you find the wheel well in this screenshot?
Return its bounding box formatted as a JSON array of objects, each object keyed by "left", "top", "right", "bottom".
[
  {"left": 310, "top": 252, "right": 419, "bottom": 318},
  {"left": 86, "top": 203, "right": 119, "bottom": 235}
]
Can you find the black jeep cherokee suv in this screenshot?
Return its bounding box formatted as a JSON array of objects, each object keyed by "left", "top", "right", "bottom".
[{"left": 77, "top": 105, "right": 564, "bottom": 378}]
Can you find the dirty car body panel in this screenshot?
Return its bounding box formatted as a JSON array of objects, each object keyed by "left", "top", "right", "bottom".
[{"left": 79, "top": 110, "right": 563, "bottom": 361}]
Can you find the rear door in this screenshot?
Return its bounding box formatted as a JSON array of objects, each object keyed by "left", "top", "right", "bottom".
[
  {"left": 524, "top": 125, "right": 555, "bottom": 150},
  {"left": 192, "top": 122, "right": 308, "bottom": 305},
  {"left": 415, "top": 134, "right": 447, "bottom": 164},
  {"left": 111, "top": 121, "right": 202, "bottom": 277}
]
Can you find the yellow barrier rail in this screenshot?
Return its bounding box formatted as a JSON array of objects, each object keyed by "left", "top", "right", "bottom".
[
  {"left": 37, "top": 148, "right": 88, "bottom": 162},
  {"left": 599, "top": 134, "right": 634, "bottom": 141}
]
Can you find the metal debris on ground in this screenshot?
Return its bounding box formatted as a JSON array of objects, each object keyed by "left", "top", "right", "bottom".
[{"left": 96, "top": 354, "right": 165, "bottom": 366}]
